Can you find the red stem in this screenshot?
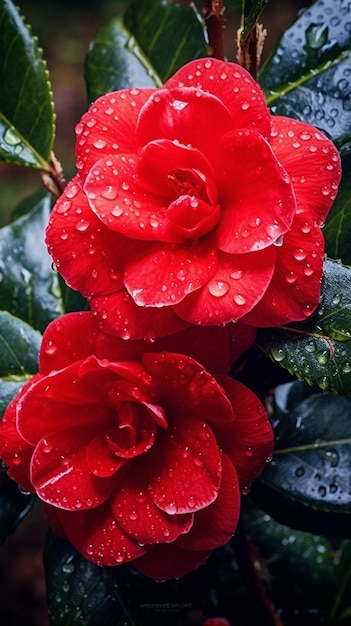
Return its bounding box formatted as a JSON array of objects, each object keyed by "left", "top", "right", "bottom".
[{"left": 203, "top": 1, "right": 225, "bottom": 60}]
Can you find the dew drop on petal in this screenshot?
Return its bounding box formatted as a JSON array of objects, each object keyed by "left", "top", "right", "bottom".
[
  {"left": 101, "top": 186, "right": 118, "bottom": 200},
  {"left": 93, "top": 139, "right": 107, "bottom": 149},
  {"left": 208, "top": 280, "right": 229, "bottom": 297},
  {"left": 233, "top": 294, "right": 247, "bottom": 306},
  {"left": 75, "top": 219, "right": 90, "bottom": 232}
]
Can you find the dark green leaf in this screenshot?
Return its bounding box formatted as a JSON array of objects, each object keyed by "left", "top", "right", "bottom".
[
  {"left": 252, "top": 381, "right": 351, "bottom": 537},
  {"left": 0, "top": 310, "right": 40, "bottom": 378},
  {"left": 0, "top": 192, "right": 64, "bottom": 332},
  {"left": 0, "top": 379, "right": 23, "bottom": 419},
  {"left": 0, "top": 472, "right": 34, "bottom": 544},
  {"left": 243, "top": 503, "right": 350, "bottom": 624},
  {"left": 259, "top": 0, "right": 351, "bottom": 151},
  {"left": 85, "top": 0, "right": 207, "bottom": 100},
  {"left": 257, "top": 259, "right": 351, "bottom": 395},
  {"left": 0, "top": 0, "right": 55, "bottom": 168},
  {"left": 324, "top": 156, "right": 351, "bottom": 264}
]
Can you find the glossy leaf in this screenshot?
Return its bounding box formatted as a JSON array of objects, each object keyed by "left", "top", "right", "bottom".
[
  {"left": 257, "top": 260, "right": 351, "bottom": 396},
  {"left": 85, "top": 0, "right": 207, "bottom": 100},
  {"left": 324, "top": 155, "right": 351, "bottom": 264},
  {"left": 0, "top": 472, "right": 34, "bottom": 544},
  {"left": 0, "top": 311, "right": 40, "bottom": 378},
  {"left": 259, "top": 0, "right": 351, "bottom": 151},
  {"left": 0, "top": 0, "right": 55, "bottom": 168},
  {"left": 252, "top": 381, "right": 351, "bottom": 537},
  {"left": 0, "top": 193, "right": 64, "bottom": 332}
]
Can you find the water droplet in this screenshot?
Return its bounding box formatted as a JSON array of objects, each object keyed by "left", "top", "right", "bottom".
[
  {"left": 44, "top": 340, "right": 57, "bottom": 356},
  {"left": 128, "top": 510, "right": 138, "bottom": 521},
  {"left": 233, "top": 294, "right": 246, "bottom": 306},
  {"left": 295, "top": 466, "right": 305, "bottom": 477},
  {"left": 62, "top": 562, "right": 75, "bottom": 574},
  {"left": 41, "top": 438, "right": 53, "bottom": 454},
  {"left": 121, "top": 181, "right": 129, "bottom": 191},
  {"left": 93, "top": 139, "right": 107, "bottom": 149},
  {"left": 285, "top": 271, "right": 297, "bottom": 284},
  {"left": 318, "top": 485, "right": 327, "bottom": 497},
  {"left": 245, "top": 447, "right": 253, "bottom": 457},
  {"left": 101, "top": 186, "right": 118, "bottom": 200},
  {"left": 75, "top": 219, "right": 89, "bottom": 232},
  {"left": 305, "top": 23, "right": 329, "bottom": 50},
  {"left": 230, "top": 269, "right": 244, "bottom": 280},
  {"left": 271, "top": 347, "right": 286, "bottom": 362},
  {"left": 208, "top": 280, "right": 229, "bottom": 297}
]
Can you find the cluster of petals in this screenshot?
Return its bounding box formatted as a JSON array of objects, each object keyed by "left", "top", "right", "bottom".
[
  {"left": 0, "top": 313, "right": 273, "bottom": 579},
  {"left": 46, "top": 57, "right": 341, "bottom": 340}
]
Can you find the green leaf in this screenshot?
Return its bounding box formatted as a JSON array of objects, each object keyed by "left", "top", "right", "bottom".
[
  {"left": 0, "top": 472, "right": 34, "bottom": 544},
  {"left": 0, "top": 310, "right": 40, "bottom": 379},
  {"left": 256, "top": 259, "right": 351, "bottom": 396},
  {"left": 252, "top": 381, "right": 351, "bottom": 537},
  {"left": 85, "top": 0, "right": 207, "bottom": 100},
  {"left": 0, "top": 379, "right": 23, "bottom": 419},
  {"left": 0, "top": 192, "right": 64, "bottom": 331},
  {"left": 0, "top": 0, "right": 55, "bottom": 168},
  {"left": 324, "top": 156, "right": 351, "bottom": 264},
  {"left": 259, "top": 0, "right": 351, "bottom": 151}
]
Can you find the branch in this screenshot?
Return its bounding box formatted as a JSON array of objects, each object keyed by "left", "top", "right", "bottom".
[
  {"left": 203, "top": 0, "right": 225, "bottom": 60},
  {"left": 41, "top": 151, "right": 66, "bottom": 197}
]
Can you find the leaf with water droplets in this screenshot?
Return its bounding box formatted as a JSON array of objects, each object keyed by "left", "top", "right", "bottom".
[
  {"left": 324, "top": 154, "right": 351, "bottom": 264},
  {"left": 85, "top": 0, "right": 207, "bottom": 100},
  {"left": 257, "top": 259, "right": 351, "bottom": 396},
  {"left": 0, "top": 472, "right": 34, "bottom": 544},
  {"left": 0, "top": 192, "right": 64, "bottom": 331},
  {"left": 252, "top": 381, "right": 351, "bottom": 536},
  {"left": 0, "top": 0, "right": 55, "bottom": 168},
  {"left": 259, "top": 0, "right": 351, "bottom": 152},
  {"left": 0, "top": 311, "right": 40, "bottom": 380}
]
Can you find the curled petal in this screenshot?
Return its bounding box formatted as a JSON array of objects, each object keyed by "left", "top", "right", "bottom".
[
  {"left": 164, "top": 59, "right": 271, "bottom": 139},
  {"left": 215, "top": 377, "right": 274, "bottom": 491}
]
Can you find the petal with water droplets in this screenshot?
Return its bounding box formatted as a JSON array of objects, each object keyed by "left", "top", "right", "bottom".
[
  {"left": 174, "top": 247, "right": 275, "bottom": 326},
  {"left": 75, "top": 88, "right": 155, "bottom": 181},
  {"left": 270, "top": 116, "right": 341, "bottom": 225},
  {"left": 45, "top": 178, "right": 127, "bottom": 298},
  {"left": 44, "top": 501, "right": 149, "bottom": 566},
  {"left": 164, "top": 58, "right": 271, "bottom": 139},
  {"left": 243, "top": 216, "right": 325, "bottom": 326},
  {"left": 215, "top": 129, "right": 296, "bottom": 253}
]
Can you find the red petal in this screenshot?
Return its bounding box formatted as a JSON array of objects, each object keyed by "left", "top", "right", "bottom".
[
  {"left": 31, "top": 426, "right": 117, "bottom": 510},
  {"left": 111, "top": 470, "right": 193, "bottom": 544},
  {"left": 215, "top": 129, "right": 296, "bottom": 253},
  {"left": 89, "top": 288, "right": 189, "bottom": 340},
  {"left": 135, "top": 86, "right": 233, "bottom": 159},
  {"left": 123, "top": 238, "right": 218, "bottom": 307},
  {"left": 176, "top": 453, "right": 240, "bottom": 551},
  {"left": 86, "top": 432, "right": 127, "bottom": 477},
  {"left": 174, "top": 247, "right": 275, "bottom": 325},
  {"left": 243, "top": 216, "right": 325, "bottom": 326},
  {"left": 147, "top": 419, "right": 222, "bottom": 515},
  {"left": 270, "top": 116, "right": 341, "bottom": 225},
  {"left": 75, "top": 88, "right": 155, "bottom": 181},
  {"left": 0, "top": 388, "right": 36, "bottom": 492},
  {"left": 46, "top": 179, "right": 128, "bottom": 297},
  {"left": 45, "top": 501, "right": 149, "bottom": 566},
  {"left": 164, "top": 59, "right": 271, "bottom": 139},
  {"left": 97, "top": 324, "right": 240, "bottom": 374},
  {"left": 133, "top": 542, "right": 210, "bottom": 580},
  {"left": 39, "top": 312, "right": 99, "bottom": 374},
  {"left": 215, "top": 377, "right": 273, "bottom": 491},
  {"left": 142, "top": 352, "right": 235, "bottom": 428}
]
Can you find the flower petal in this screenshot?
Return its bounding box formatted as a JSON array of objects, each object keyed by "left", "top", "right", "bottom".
[
  {"left": 147, "top": 418, "right": 222, "bottom": 515},
  {"left": 31, "top": 426, "right": 117, "bottom": 510},
  {"left": 123, "top": 238, "right": 218, "bottom": 307},
  {"left": 89, "top": 288, "right": 189, "bottom": 340},
  {"left": 270, "top": 116, "right": 341, "bottom": 225},
  {"left": 215, "top": 377, "right": 273, "bottom": 491},
  {"left": 135, "top": 86, "right": 233, "bottom": 159},
  {"left": 215, "top": 129, "right": 296, "bottom": 253},
  {"left": 111, "top": 470, "right": 193, "bottom": 544},
  {"left": 243, "top": 216, "right": 325, "bottom": 326},
  {"left": 40, "top": 312, "right": 99, "bottom": 374},
  {"left": 142, "top": 352, "right": 235, "bottom": 427},
  {"left": 45, "top": 179, "right": 128, "bottom": 298},
  {"left": 176, "top": 453, "right": 240, "bottom": 551},
  {"left": 44, "top": 501, "right": 149, "bottom": 566},
  {"left": 75, "top": 87, "right": 155, "bottom": 181},
  {"left": 133, "top": 542, "right": 211, "bottom": 580},
  {"left": 164, "top": 58, "right": 271, "bottom": 139},
  {"left": 173, "top": 247, "right": 276, "bottom": 325}
]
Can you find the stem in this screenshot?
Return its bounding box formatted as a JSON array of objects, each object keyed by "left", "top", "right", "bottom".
[
  {"left": 232, "top": 516, "right": 285, "bottom": 626},
  {"left": 40, "top": 151, "right": 66, "bottom": 197},
  {"left": 237, "top": 0, "right": 268, "bottom": 77},
  {"left": 203, "top": 0, "right": 225, "bottom": 60}
]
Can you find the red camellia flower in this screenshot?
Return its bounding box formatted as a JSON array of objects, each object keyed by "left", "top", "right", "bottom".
[
  {"left": 0, "top": 313, "right": 272, "bottom": 580},
  {"left": 46, "top": 58, "right": 341, "bottom": 340}
]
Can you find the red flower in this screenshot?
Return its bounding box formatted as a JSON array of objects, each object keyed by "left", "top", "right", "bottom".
[
  {"left": 46, "top": 58, "right": 341, "bottom": 339},
  {"left": 0, "top": 313, "right": 272, "bottom": 580}
]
